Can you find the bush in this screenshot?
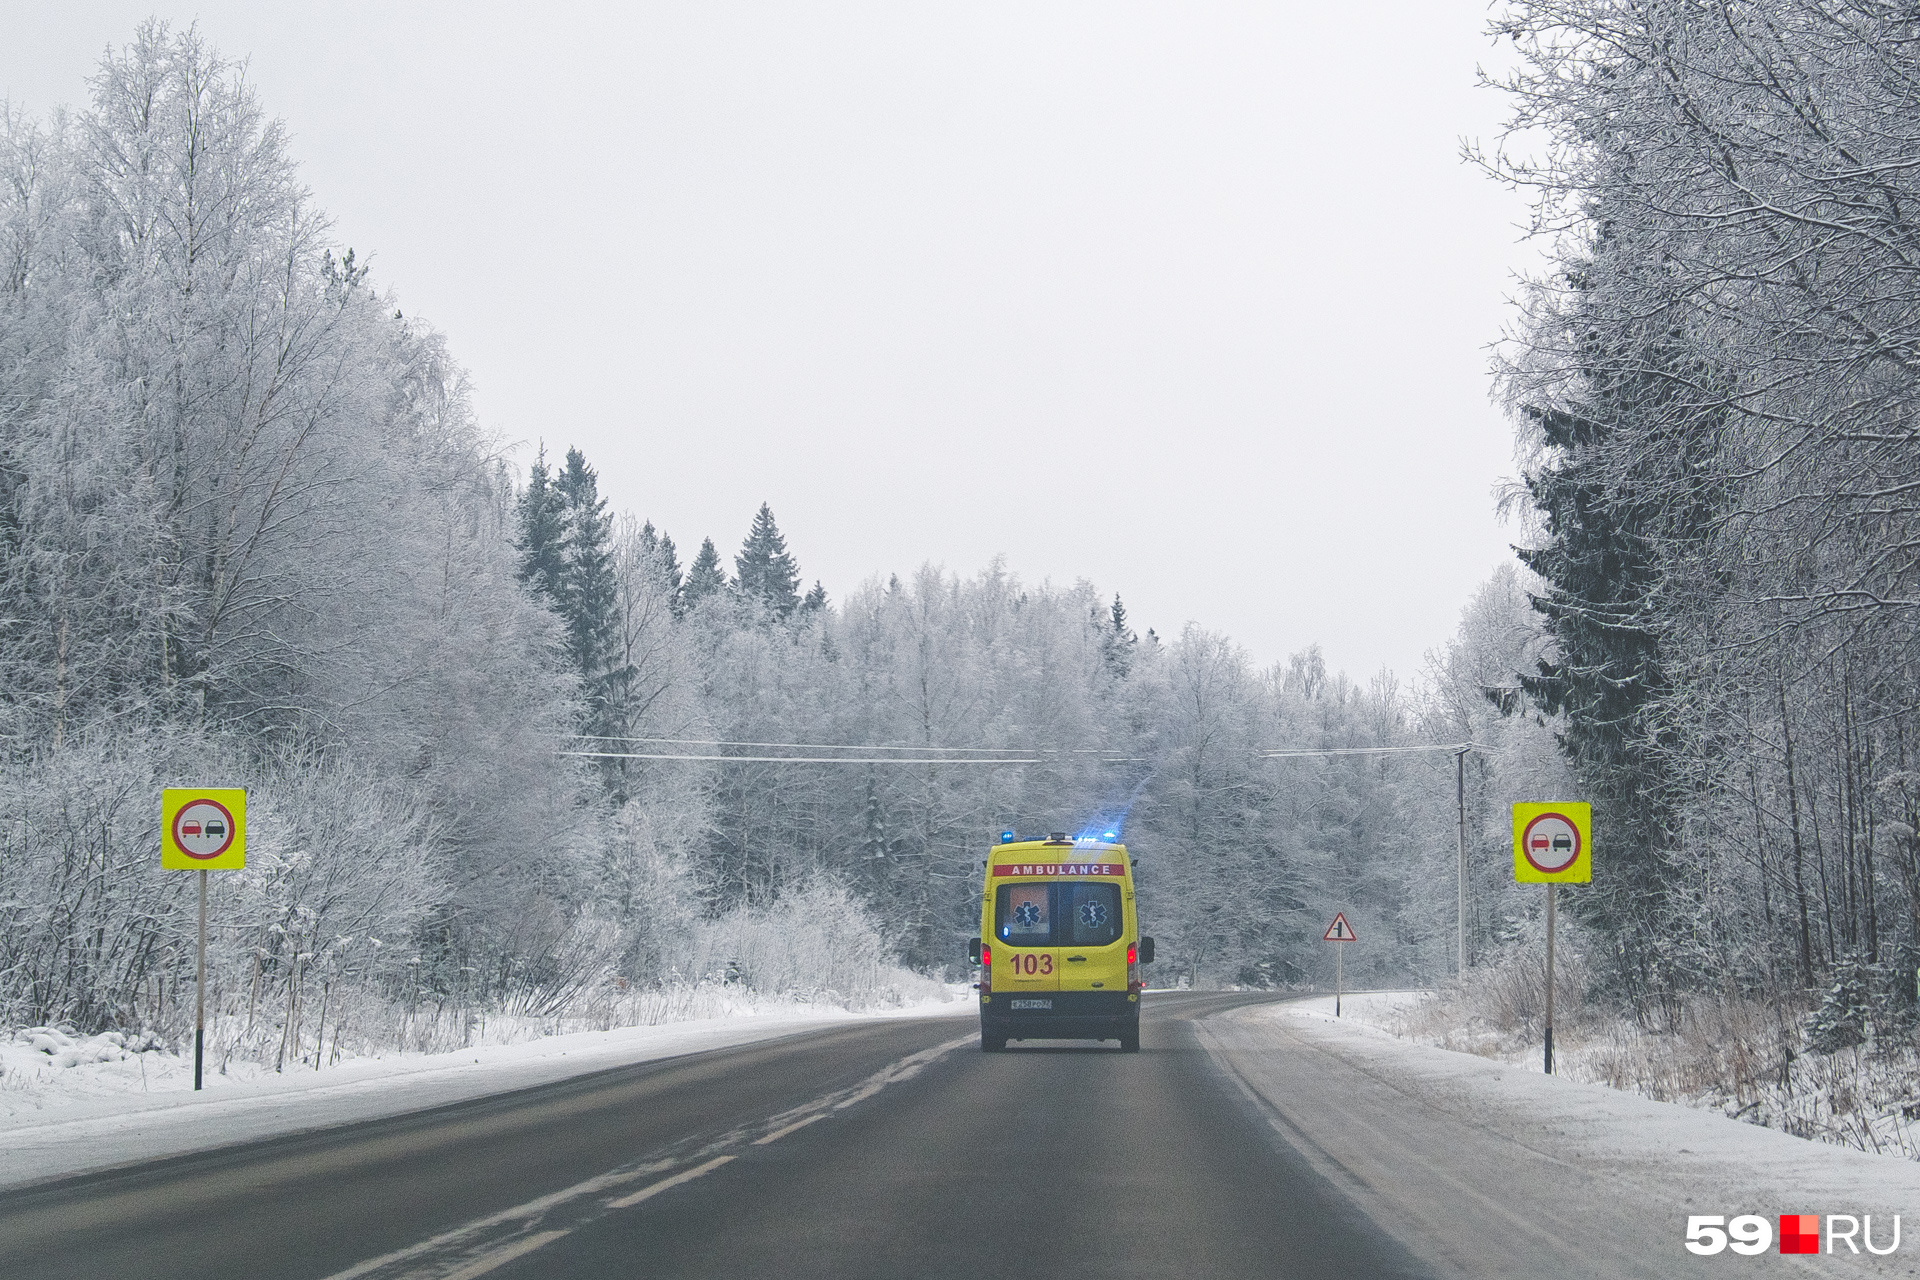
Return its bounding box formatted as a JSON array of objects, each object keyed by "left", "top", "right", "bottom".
[
  {"left": 686, "top": 876, "right": 943, "bottom": 1010},
  {"left": 1806, "top": 960, "right": 1868, "bottom": 1054}
]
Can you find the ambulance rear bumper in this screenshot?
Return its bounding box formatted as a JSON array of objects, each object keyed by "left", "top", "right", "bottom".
[{"left": 980, "top": 990, "right": 1138, "bottom": 1039}]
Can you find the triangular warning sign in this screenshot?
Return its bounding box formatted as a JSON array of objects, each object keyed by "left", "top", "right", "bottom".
[{"left": 1323, "top": 912, "right": 1357, "bottom": 942}]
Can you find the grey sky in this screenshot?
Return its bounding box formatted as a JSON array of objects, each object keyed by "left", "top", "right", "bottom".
[{"left": 2, "top": 3, "right": 1539, "bottom": 682}]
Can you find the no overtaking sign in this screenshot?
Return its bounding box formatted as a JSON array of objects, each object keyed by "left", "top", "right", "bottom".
[
  {"left": 162, "top": 788, "right": 247, "bottom": 870},
  {"left": 1511, "top": 802, "right": 1590, "bottom": 884}
]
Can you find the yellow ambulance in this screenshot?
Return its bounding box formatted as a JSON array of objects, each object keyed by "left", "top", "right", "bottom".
[{"left": 967, "top": 832, "right": 1154, "bottom": 1051}]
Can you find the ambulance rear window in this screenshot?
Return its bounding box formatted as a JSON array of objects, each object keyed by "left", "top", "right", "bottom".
[{"left": 994, "top": 882, "right": 1121, "bottom": 947}]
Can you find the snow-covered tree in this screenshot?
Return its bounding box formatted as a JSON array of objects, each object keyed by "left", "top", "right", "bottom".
[
  {"left": 734, "top": 503, "right": 802, "bottom": 620},
  {"left": 682, "top": 537, "right": 729, "bottom": 608}
]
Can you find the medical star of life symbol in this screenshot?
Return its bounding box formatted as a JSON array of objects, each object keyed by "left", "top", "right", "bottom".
[
  {"left": 1078, "top": 901, "right": 1107, "bottom": 927},
  {"left": 1013, "top": 901, "right": 1042, "bottom": 928}
]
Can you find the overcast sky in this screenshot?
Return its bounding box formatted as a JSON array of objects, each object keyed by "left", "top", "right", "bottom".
[{"left": 2, "top": 3, "right": 1540, "bottom": 682}]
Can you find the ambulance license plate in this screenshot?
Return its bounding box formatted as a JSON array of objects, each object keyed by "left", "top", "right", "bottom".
[{"left": 1010, "top": 999, "right": 1052, "bottom": 1010}]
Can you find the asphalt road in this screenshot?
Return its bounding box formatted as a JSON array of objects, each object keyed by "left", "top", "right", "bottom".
[{"left": 0, "top": 994, "right": 1430, "bottom": 1280}]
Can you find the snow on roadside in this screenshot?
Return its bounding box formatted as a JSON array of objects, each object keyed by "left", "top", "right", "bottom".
[
  {"left": 1325, "top": 987, "right": 1920, "bottom": 1163},
  {"left": 1276, "top": 994, "right": 1920, "bottom": 1213},
  {"left": 0, "top": 1026, "right": 164, "bottom": 1082},
  {"left": 1294, "top": 990, "right": 1429, "bottom": 1024},
  {"left": 0, "top": 988, "right": 969, "bottom": 1191}
]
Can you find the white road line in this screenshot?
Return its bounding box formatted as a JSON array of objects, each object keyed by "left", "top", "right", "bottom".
[
  {"left": 833, "top": 1033, "right": 970, "bottom": 1108},
  {"left": 753, "top": 1113, "right": 828, "bottom": 1145},
  {"left": 437, "top": 1230, "right": 572, "bottom": 1280},
  {"left": 317, "top": 1161, "right": 675, "bottom": 1280},
  {"left": 603, "top": 1154, "right": 736, "bottom": 1208},
  {"left": 321, "top": 1033, "right": 971, "bottom": 1280}
]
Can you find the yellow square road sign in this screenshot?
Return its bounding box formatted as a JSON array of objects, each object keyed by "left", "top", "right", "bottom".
[
  {"left": 162, "top": 788, "right": 247, "bottom": 870},
  {"left": 1512, "top": 801, "right": 1590, "bottom": 883}
]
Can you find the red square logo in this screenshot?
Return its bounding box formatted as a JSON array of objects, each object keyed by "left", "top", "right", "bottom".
[{"left": 1781, "top": 1215, "right": 1820, "bottom": 1254}]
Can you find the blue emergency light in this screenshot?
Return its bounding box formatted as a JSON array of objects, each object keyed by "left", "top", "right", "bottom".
[{"left": 1000, "top": 830, "right": 1016, "bottom": 844}]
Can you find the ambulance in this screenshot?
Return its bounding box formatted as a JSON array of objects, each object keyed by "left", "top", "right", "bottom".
[{"left": 968, "top": 832, "right": 1154, "bottom": 1051}]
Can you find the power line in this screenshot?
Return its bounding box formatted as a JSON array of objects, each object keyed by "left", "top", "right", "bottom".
[
  {"left": 1258, "top": 742, "right": 1480, "bottom": 759},
  {"left": 567, "top": 734, "right": 1024, "bottom": 754},
  {"left": 1256, "top": 740, "right": 1483, "bottom": 981},
  {"left": 566, "top": 736, "right": 1468, "bottom": 764},
  {"left": 559, "top": 751, "right": 1042, "bottom": 765},
  {"left": 564, "top": 735, "right": 1142, "bottom": 761}
]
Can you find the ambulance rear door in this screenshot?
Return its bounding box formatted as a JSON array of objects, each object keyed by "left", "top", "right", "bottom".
[
  {"left": 1053, "top": 879, "right": 1127, "bottom": 993},
  {"left": 992, "top": 878, "right": 1060, "bottom": 991}
]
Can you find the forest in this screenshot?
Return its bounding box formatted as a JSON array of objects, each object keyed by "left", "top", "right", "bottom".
[
  {"left": 6, "top": 7, "right": 1915, "bottom": 1073},
  {"left": 1484, "top": 0, "right": 1920, "bottom": 1046}
]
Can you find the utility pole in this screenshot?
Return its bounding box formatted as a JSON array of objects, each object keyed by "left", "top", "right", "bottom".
[
  {"left": 1456, "top": 746, "right": 1468, "bottom": 978},
  {"left": 1260, "top": 741, "right": 1478, "bottom": 982}
]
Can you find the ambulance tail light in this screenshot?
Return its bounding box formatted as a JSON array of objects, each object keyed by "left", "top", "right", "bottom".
[
  {"left": 1127, "top": 943, "right": 1140, "bottom": 992},
  {"left": 980, "top": 944, "right": 991, "bottom": 994}
]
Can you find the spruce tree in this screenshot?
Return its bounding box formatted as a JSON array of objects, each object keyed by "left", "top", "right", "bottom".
[
  {"left": 734, "top": 503, "right": 801, "bottom": 619},
  {"left": 801, "top": 581, "right": 828, "bottom": 614},
  {"left": 1517, "top": 393, "right": 1685, "bottom": 990},
  {"left": 554, "top": 448, "right": 619, "bottom": 696},
  {"left": 513, "top": 445, "right": 567, "bottom": 606},
  {"left": 658, "top": 531, "right": 684, "bottom": 597},
  {"left": 1516, "top": 407, "right": 1668, "bottom": 760},
  {"left": 1103, "top": 593, "right": 1137, "bottom": 677},
  {"left": 683, "top": 537, "right": 729, "bottom": 606},
  {"left": 1514, "top": 243, "right": 1729, "bottom": 998}
]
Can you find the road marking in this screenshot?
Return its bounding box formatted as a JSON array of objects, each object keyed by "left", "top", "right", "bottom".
[
  {"left": 604, "top": 1154, "right": 736, "bottom": 1208},
  {"left": 753, "top": 1113, "right": 827, "bottom": 1145},
  {"left": 321, "top": 1032, "right": 971, "bottom": 1280},
  {"left": 833, "top": 1034, "right": 971, "bottom": 1110},
  {"left": 317, "top": 1161, "right": 677, "bottom": 1280},
  {"left": 437, "top": 1230, "right": 571, "bottom": 1280}
]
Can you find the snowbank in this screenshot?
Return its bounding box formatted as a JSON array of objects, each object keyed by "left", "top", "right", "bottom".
[{"left": 1336, "top": 986, "right": 1920, "bottom": 1162}]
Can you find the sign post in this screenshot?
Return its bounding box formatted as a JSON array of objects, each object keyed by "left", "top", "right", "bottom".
[
  {"left": 1323, "top": 912, "right": 1357, "bottom": 1016},
  {"left": 1512, "top": 802, "right": 1591, "bottom": 1075},
  {"left": 162, "top": 788, "right": 247, "bottom": 1090},
  {"left": 1456, "top": 747, "right": 1469, "bottom": 977}
]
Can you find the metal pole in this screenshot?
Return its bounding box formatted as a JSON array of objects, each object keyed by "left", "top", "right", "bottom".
[
  {"left": 1335, "top": 941, "right": 1342, "bottom": 1018},
  {"left": 1456, "top": 747, "right": 1468, "bottom": 978},
  {"left": 1544, "top": 882, "right": 1555, "bottom": 1076},
  {"left": 195, "top": 869, "right": 207, "bottom": 1091}
]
